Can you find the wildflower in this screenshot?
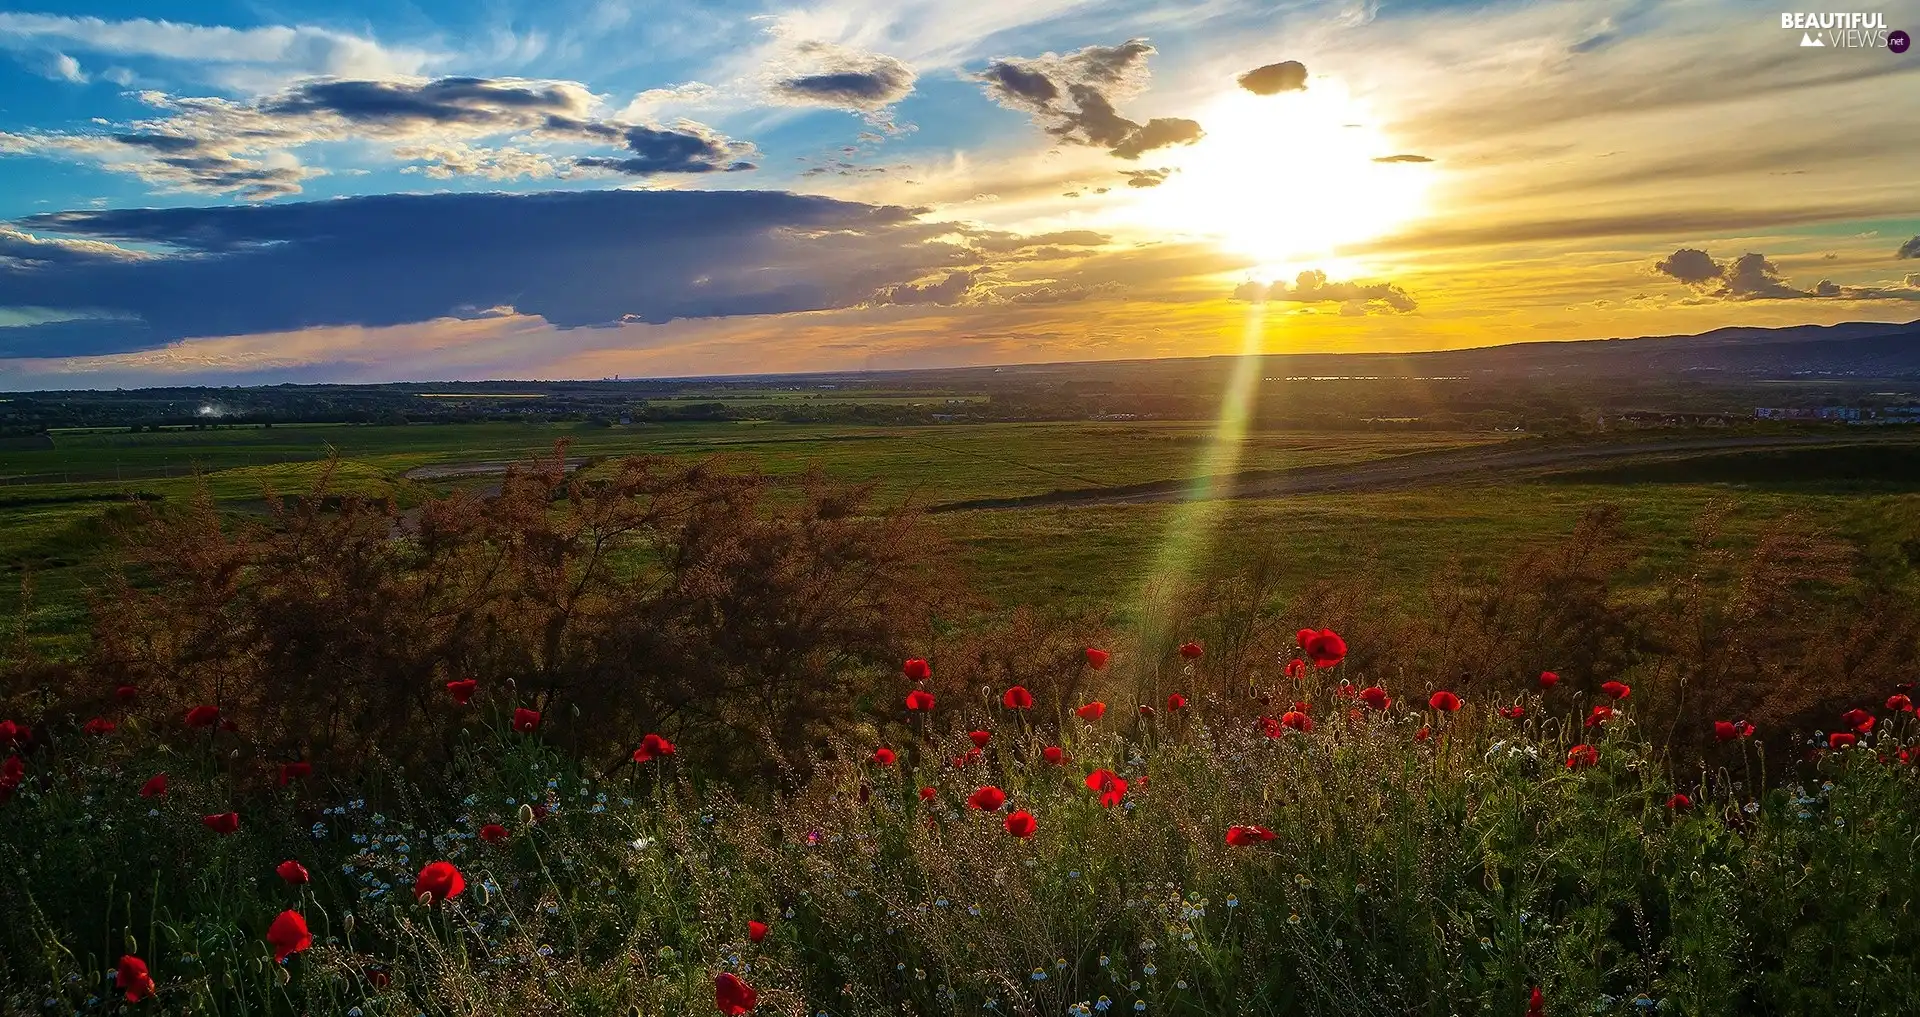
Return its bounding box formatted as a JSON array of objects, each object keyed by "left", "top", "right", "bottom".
[
  {"left": 114, "top": 684, "right": 139, "bottom": 704},
  {"left": 1828, "top": 732, "right": 1857, "bottom": 750},
  {"left": 969, "top": 730, "right": 993, "bottom": 749},
  {"left": 139, "top": 773, "right": 168, "bottom": 798},
  {"left": 1178, "top": 641, "right": 1203, "bottom": 659},
  {"left": 1085, "top": 769, "right": 1129, "bottom": 807},
  {"left": 277, "top": 762, "right": 312, "bottom": 786},
  {"left": 1428, "top": 691, "right": 1462, "bottom": 713},
  {"left": 415, "top": 861, "right": 466, "bottom": 905},
  {"left": 1004, "top": 809, "right": 1038, "bottom": 838},
  {"left": 1225, "top": 825, "right": 1275, "bottom": 846},
  {"left": 512, "top": 709, "right": 541, "bottom": 733},
  {"left": 1043, "top": 746, "right": 1067, "bottom": 764},
  {"left": 1714, "top": 719, "right": 1755, "bottom": 741},
  {"left": 1839, "top": 708, "right": 1875, "bottom": 734},
  {"left": 1280, "top": 711, "right": 1313, "bottom": 733},
  {"left": 919, "top": 787, "right": 936, "bottom": 801},
  {"left": 1667, "top": 793, "right": 1692, "bottom": 811},
  {"left": 953, "top": 747, "right": 982, "bottom": 768},
  {"left": 276, "top": 860, "right": 310, "bottom": 885},
  {"left": 967, "top": 786, "right": 1007, "bottom": 811},
  {"left": 1300, "top": 629, "right": 1347, "bottom": 668},
  {"left": 1257, "top": 715, "right": 1283, "bottom": 738},
  {"left": 906, "top": 689, "right": 937, "bottom": 712},
  {"left": 715, "top": 972, "right": 759, "bottom": 1014},
  {"left": 1284, "top": 658, "right": 1307, "bottom": 679},
  {"left": 83, "top": 717, "right": 116, "bottom": 736},
  {"left": 1526, "top": 987, "right": 1545, "bottom": 1017},
  {"left": 1538, "top": 671, "right": 1560, "bottom": 689},
  {"left": 479, "top": 823, "right": 509, "bottom": 844},
  {"left": 903, "top": 658, "right": 932, "bottom": 682},
  {"left": 1585, "top": 705, "right": 1615, "bottom": 728},
  {"left": 870, "top": 747, "right": 897, "bottom": 766},
  {"left": 999, "top": 685, "right": 1035, "bottom": 710},
  {"left": 116, "top": 955, "right": 155, "bottom": 1003},
  {"left": 265, "top": 911, "right": 312, "bottom": 962},
  {"left": 1138, "top": 705, "right": 1155, "bottom": 717},
  {"left": 632, "top": 733, "right": 676, "bottom": 763},
  {"left": 1359, "top": 686, "right": 1391, "bottom": 711},
  {"left": 202, "top": 812, "right": 240, "bottom": 835},
  {"left": 446, "top": 679, "right": 477, "bottom": 705},
  {"left": 1077, "top": 701, "right": 1107, "bottom": 722},
  {"left": 1166, "top": 693, "right": 1187, "bottom": 711},
  {"left": 1601, "top": 680, "right": 1632, "bottom": 700},
  {"left": 1888, "top": 694, "right": 1914, "bottom": 713},
  {"left": 183, "top": 705, "right": 220, "bottom": 729},
  {"left": 1566, "top": 744, "right": 1599, "bottom": 769},
  {"left": 1414, "top": 726, "right": 1431, "bottom": 742},
  {"left": 748, "top": 920, "right": 769, "bottom": 943},
  {"left": 1085, "top": 647, "right": 1111, "bottom": 670},
  {"left": 1499, "top": 705, "right": 1526, "bottom": 720}
]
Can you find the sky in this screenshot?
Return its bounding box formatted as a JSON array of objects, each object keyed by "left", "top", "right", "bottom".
[{"left": 0, "top": 0, "right": 1917, "bottom": 388}]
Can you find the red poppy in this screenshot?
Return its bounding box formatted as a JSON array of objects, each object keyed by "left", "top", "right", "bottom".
[
  {"left": 1839, "top": 708, "right": 1874, "bottom": 734},
  {"left": 0, "top": 754, "right": 21, "bottom": 786},
  {"left": 966, "top": 785, "right": 1006, "bottom": 811},
  {"left": 1428, "top": 691, "right": 1462, "bottom": 713},
  {"left": 1085, "top": 647, "right": 1110, "bottom": 670},
  {"left": 479, "top": 823, "right": 509, "bottom": 843},
  {"left": 1600, "top": 680, "right": 1631, "bottom": 700},
  {"left": 1666, "top": 793, "right": 1693, "bottom": 811},
  {"left": 265, "top": 910, "right": 311, "bottom": 962},
  {"left": 116, "top": 955, "right": 156, "bottom": 1003},
  {"left": 1498, "top": 705, "right": 1526, "bottom": 720},
  {"left": 1001, "top": 686, "right": 1034, "bottom": 710},
  {"left": 1138, "top": 705, "right": 1155, "bottom": 717},
  {"left": 747, "top": 920, "right": 769, "bottom": 943},
  {"left": 1280, "top": 710, "right": 1313, "bottom": 733},
  {"left": 1178, "top": 641, "right": 1204, "bottom": 659},
  {"left": 918, "top": 786, "right": 936, "bottom": 801},
  {"left": 183, "top": 705, "right": 220, "bottom": 729},
  {"left": 1284, "top": 658, "right": 1307, "bottom": 679},
  {"left": 446, "top": 679, "right": 477, "bottom": 705},
  {"left": 415, "top": 861, "right": 466, "bottom": 904},
  {"left": 1538, "top": 671, "right": 1560, "bottom": 689},
  {"left": 1828, "top": 732, "right": 1857, "bottom": 750},
  {"left": 83, "top": 717, "right": 116, "bottom": 736},
  {"left": 951, "top": 747, "right": 982, "bottom": 768},
  {"left": 1166, "top": 693, "right": 1187, "bottom": 711},
  {"left": 202, "top": 812, "right": 239, "bottom": 834},
  {"left": 511, "top": 708, "right": 541, "bottom": 733},
  {"left": 870, "top": 747, "right": 896, "bottom": 766},
  {"left": 1526, "top": 987, "right": 1545, "bottom": 1017},
  {"left": 1414, "top": 726, "right": 1431, "bottom": 742},
  {"left": 1042, "top": 745, "right": 1066, "bottom": 764},
  {"left": 1358, "top": 686, "right": 1391, "bottom": 711},
  {"left": 905, "top": 689, "right": 936, "bottom": 712},
  {"left": 633, "top": 733, "right": 676, "bottom": 763},
  {"left": 1076, "top": 701, "right": 1107, "bottom": 722},
  {"left": 715, "top": 971, "right": 759, "bottom": 1015},
  {"left": 276, "top": 860, "right": 310, "bottom": 885},
  {"left": 1084, "top": 769, "right": 1128, "bottom": 807},
  {"left": 903, "top": 658, "right": 932, "bottom": 682},
  {"left": 1585, "top": 705, "right": 1615, "bottom": 728},
  {"left": 1566, "top": 744, "right": 1599, "bottom": 769},
  {"left": 1302, "top": 629, "right": 1347, "bottom": 668},
  {"left": 1714, "top": 719, "right": 1755, "bottom": 741},
  {"left": 277, "top": 762, "right": 312, "bottom": 786},
  {"left": 968, "top": 730, "right": 992, "bottom": 749},
  {"left": 139, "top": 773, "right": 168, "bottom": 798},
  {"left": 0, "top": 721, "right": 28, "bottom": 749},
  {"left": 1257, "top": 715, "right": 1283, "bottom": 738},
  {"left": 1004, "top": 809, "right": 1037, "bottom": 838},
  {"left": 1888, "top": 694, "right": 1915, "bottom": 713},
  {"left": 1225, "top": 824, "right": 1276, "bottom": 846}
]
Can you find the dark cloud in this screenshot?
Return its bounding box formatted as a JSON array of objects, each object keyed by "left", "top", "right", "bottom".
[
  {"left": 1233, "top": 269, "right": 1416, "bottom": 313},
  {"left": 262, "top": 77, "right": 592, "bottom": 127},
  {"left": 572, "top": 124, "right": 755, "bottom": 175},
  {"left": 1898, "top": 235, "right": 1920, "bottom": 259},
  {"left": 1120, "top": 167, "right": 1173, "bottom": 188},
  {"left": 1237, "top": 60, "right": 1308, "bottom": 95},
  {"left": 975, "top": 39, "right": 1203, "bottom": 160},
  {"left": 1652, "top": 248, "right": 1723, "bottom": 285},
  {"left": 1372, "top": 154, "right": 1432, "bottom": 163},
  {"left": 0, "top": 189, "right": 981, "bottom": 357},
  {"left": 769, "top": 42, "right": 917, "bottom": 115},
  {"left": 1719, "top": 252, "right": 1801, "bottom": 299},
  {"left": 1653, "top": 247, "right": 1920, "bottom": 302},
  {"left": 870, "top": 270, "right": 977, "bottom": 306}
]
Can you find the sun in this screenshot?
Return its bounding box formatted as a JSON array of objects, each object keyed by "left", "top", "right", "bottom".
[{"left": 1120, "top": 78, "right": 1432, "bottom": 276}]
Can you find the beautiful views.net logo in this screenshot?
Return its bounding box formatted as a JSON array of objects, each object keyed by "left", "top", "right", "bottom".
[{"left": 1779, "top": 11, "right": 1907, "bottom": 50}]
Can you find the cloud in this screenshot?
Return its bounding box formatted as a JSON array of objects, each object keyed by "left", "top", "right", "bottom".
[
  {"left": 1372, "top": 154, "right": 1432, "bottom": 164},
  {"left": 1232, "top": 269, "right": 1417, "bottom": 313},
  {"left": 1236, "top": 60, "right": 1307, "bottom": 95},
  {"left": 1898, "top": 235, "right": 1920, "bottom": 259},
  {"left": 870, "top": 271, "right": 977, "bottom": 306},
  {"left": 1652, "top": 248, "right": 1723, "bottom": 286},
  {"left": 770, "top": 41, "right": 917, "bottom": 113},
  {"left": 619, "top": 82, "right": 717, "bottom": 120},
  {"left": 0, "top": 12, "right": 437, "bottom": 85},
  {"left": 0, "top": 189, "right": 997, "bottom": 357},
  {"left": 1654, "top": 247, "right": 1920, "bottom": 302},
  {"left": 35, "top": 51, "right": 87, "bottom": 83},
  {"left": 0, "top": 76, "right": 757, "bottom": 197},
  {"left": 969, "top": 229, "right": 1109, "bottom": 254},
  {"left": 1120, "top": 167, "right": 1172, "bottom": 188},
  {"left": 975, "top": 39, "right": 1203, "bottom": 160}
]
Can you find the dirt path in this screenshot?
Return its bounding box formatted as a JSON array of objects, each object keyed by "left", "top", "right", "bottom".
[{"left": 927, "top": 434, "right": 1911, "bottom": 512}]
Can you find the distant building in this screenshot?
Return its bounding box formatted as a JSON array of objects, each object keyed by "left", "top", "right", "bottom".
[{"left": 1754, "top": 407, "right": 1862, "bottom": 420}]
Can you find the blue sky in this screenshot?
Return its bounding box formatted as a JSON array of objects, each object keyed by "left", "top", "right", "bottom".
[{"left": 2, "top": 0, "right": 1918, "bottom": 387}]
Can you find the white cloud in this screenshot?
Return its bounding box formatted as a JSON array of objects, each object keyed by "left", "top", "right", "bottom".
[{"left": 0, "top": 12, "right": 441, "bottom": 87}]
